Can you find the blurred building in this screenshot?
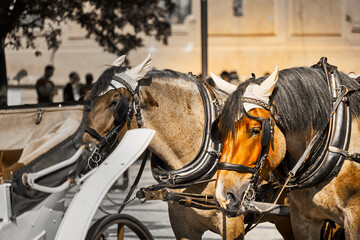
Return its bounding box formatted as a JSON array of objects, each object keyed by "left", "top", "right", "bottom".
[{"left": 5, "top": 0, "right": 360, "bottom": 104}]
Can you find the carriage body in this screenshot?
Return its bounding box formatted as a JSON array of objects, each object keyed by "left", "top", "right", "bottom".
[{"left": 0, "top": 103, "right": 154, "bottom": 239}]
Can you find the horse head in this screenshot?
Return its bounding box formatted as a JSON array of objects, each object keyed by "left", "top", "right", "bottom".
[
  {"left": 83, "top": 54, "right": 152, "bottom": 147},
  {"left": 213, "top": 67, "right": 287, "bottom": 214}
]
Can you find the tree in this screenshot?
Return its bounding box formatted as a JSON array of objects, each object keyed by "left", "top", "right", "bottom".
[{"left": 0, "top": 0, "right": 174, "bottom": 106}]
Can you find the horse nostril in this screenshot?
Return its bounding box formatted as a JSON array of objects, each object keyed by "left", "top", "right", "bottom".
[{"left": 226, "top": 191, "right": 239, "bottom": 210}]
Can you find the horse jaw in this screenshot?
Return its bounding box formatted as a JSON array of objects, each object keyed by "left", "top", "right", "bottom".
[
  {"left": 111, "top": 55, "right": 126, "bottom": 67},
  {"left": 125, "top": 53, "right": 152, "bottom": 81},
  {"left": 210, "top": 72, "right": 237, "bottom": 94}
]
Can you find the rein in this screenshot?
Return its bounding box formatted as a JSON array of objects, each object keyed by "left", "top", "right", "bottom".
[{"left": 136, "top": 178, "right": 219, "bottom": 210}]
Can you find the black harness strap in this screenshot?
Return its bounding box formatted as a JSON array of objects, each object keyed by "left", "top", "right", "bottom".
[
  {"left": 217, "top": 162, "right": 254, "bottom": 173},
  {"left": 84, "top": 125, "right": 103, "bottom": 142},
  {"left": 118, "top": 150, "right": 150, "bottom": 214}
]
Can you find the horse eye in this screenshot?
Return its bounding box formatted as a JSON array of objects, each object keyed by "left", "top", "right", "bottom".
[
  {"left": 250, "top": 127, "right": 261, "bottom": 136},
  {"left": 109, "top": 99, "right": 119, "bottom": 107}
]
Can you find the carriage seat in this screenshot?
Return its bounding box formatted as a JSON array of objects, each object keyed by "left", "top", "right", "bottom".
[{"left": 0, "top": 104, "right": 85, "bottom": 182}]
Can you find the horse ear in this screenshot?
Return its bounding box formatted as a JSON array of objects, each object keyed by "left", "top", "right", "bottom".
[
  {"left": 255, "top": 65, "right": 279, "bottom": 98},
  {"left": 111, "top": 55, "right": 126, "bottom": 67},
  {"left": 210, "top": 72, "right": 237, "bottom": 94},
  {"left": 125, "top": 54, "right": 151, "bottom": 81}
]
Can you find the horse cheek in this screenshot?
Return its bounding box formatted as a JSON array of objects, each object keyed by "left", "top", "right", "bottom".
[{"left": 269, "top": 126, "right": 287, "bottom": 169}]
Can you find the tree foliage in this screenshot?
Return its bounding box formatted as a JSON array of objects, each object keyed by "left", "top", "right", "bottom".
[
  {"left": 3, "top": 0, "right": 173, "bottom": 54},
  {"left": 0, "top": 0, "right": 174, "bottom": 105}
]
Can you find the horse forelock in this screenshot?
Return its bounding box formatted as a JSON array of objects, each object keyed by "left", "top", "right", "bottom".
[{"left": 220, "top": 66, "right": 360, "bottom": 140}]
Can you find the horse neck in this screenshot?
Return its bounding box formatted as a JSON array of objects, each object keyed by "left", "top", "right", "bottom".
[
  {"left": 281, "top": 126, "right": 325, "bottom": 171},
  {"left": 139, "top": 77, "right": 205, "bottom": 169}
]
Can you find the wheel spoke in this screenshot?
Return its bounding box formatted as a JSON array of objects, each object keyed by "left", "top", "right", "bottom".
[{"left": 117, "top": 223, "right": 125, "bottom": 240}]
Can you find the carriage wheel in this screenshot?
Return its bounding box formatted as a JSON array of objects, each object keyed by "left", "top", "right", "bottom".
[{"left": 86, "top": 214, "right": 154, "bottom": 240}]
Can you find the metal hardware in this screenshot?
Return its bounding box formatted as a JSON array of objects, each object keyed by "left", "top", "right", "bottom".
[
  {"left": 137, "top": 189, "right": 168, "bottom": 203},
  {"left": 35, "top": 108, "right": 44, "bottom": 124}
]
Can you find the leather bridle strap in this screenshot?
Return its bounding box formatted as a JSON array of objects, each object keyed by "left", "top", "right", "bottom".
[
  {"left": 84, "top": 125, "right": 103, "bottom": 142},
  {"left": 217, "top": 162, "right": 254, "bottom": 173},
  {"left": 84, "top": 123, "right": 123, "bottom": 150}
]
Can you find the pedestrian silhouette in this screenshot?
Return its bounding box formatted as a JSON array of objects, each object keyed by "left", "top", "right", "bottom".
[
  {"left": 79, "top": 73, "right": 93, "bottom": 96},
  {"left": 35, "top": 65, "right": 56, "bottom": 103},
  {"left": 63, "top": 72, "right": 81, "bottom": 101}
]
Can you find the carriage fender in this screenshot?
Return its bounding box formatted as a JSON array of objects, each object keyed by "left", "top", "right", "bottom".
[{"left": 55, "top": 128, "right": 155, "bottom": 240}]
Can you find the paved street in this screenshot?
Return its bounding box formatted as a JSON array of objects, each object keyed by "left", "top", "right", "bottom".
[{"left": 67, "top": 159, "right": 283, "bottom": 240}]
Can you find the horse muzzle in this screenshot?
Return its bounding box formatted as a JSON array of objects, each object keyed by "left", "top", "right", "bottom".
[{"left": 215, "top": 177, "right": 250, "bottom": 216}]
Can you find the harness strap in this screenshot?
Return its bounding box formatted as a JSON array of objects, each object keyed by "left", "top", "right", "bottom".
[
  {"left": 288, "top": 87, "right": 348, "bottom": 177},
  {"left": 217, "top": 162, "right": 254, "bottom": 173},
  {"left": 328, "top": 146, "right": 360, "bottom": 163},
  {"left": 84, "top": 125, "right": 103, "bottom": 142},
  {"left": 118, "top": 150, "right": 150, "bottom": 214},
  {"left": 136, "top": 180, "right": 220, "bottom": 210},
  {"left": 143, "top": 178, "right": 215, "bottom": 191}
]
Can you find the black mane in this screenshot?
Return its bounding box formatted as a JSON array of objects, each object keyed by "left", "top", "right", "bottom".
[{"left": 220, "top": 66, "right": 360, "bottom": 138}]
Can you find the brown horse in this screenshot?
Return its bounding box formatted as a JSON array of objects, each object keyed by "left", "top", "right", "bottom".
[
  {"left": 83, "top": 55, "right": 246, "bottom": 239},
  {"left": 214, "top": 58, "right": 360, "bottom": 239},
  {"left": 84, "top": 55, "right": 294, "bottom": 239}
]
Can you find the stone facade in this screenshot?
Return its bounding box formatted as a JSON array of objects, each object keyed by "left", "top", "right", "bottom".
[{"left": 5, "top": 0, "right": 360, "bottom": 104}]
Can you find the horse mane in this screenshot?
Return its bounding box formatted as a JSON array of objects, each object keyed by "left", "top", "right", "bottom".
[
  {"left": 220, "top": 66, "right": 360, "bottom": 138},
  {"left": 89, "top": 67, "right": 198, "bottom": 99},
  {"left": 147, "top": 69, "right": 198, "bottom": 82}
]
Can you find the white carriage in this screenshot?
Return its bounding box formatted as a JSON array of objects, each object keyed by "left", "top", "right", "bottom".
[{"left": 0, "top": 103, "right": 154, "bottom": 239}]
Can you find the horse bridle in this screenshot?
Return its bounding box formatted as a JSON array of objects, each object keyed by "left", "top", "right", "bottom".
[
  {"left": 84, "top": 73, "right": 144, "bottom": 160},
  {"left": 215, "top": 100, "right": 275, "bottom": 200}
]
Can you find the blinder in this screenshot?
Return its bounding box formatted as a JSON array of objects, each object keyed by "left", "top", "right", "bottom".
[
  {"left": 210, "top": 117, "right": 222, "bottom": 144},
  {"left": 261, "top": 119, "right": 271, "bottom": 148},
  {"left": 113, "top": 95, "right": 130, "bottom": 125}
]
